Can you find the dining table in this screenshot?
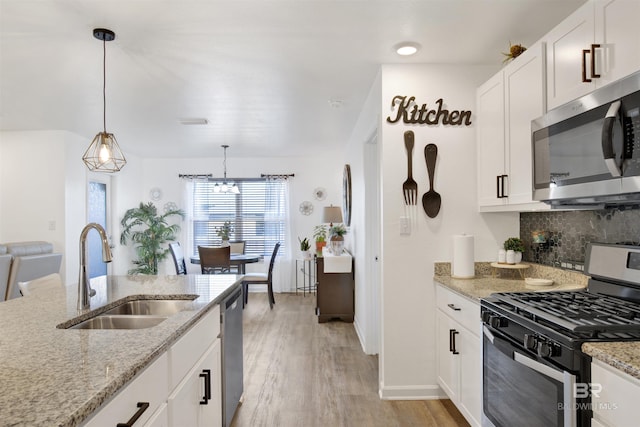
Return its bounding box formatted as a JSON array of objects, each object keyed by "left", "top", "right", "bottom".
[{"left": 190, "top": 253, "right": 260, "bottom": 274}]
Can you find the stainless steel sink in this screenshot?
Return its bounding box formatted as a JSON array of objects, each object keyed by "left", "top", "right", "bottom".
[
  {"left": 69, "top": 315, "right": 168, "bottom": 330},
  {"left": 102, "top": 299, "right": 193, "bottom": 316}
]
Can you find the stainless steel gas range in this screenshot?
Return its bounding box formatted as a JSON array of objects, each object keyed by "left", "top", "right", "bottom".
[{"left": 481, "top": 243, "right": 640, "bottom": 427}]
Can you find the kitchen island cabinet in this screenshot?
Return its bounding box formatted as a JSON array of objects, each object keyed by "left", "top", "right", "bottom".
[
  {"left": 0, "top": 274, "right": 241, "bottom": 427},
  {"left": 545, "top": 0, "right": 640, "bottom": 110}
]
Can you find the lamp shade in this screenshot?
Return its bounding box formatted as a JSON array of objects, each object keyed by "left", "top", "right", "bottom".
[{"left": 322, "top": 206, "right": 343, "bottom": 224}]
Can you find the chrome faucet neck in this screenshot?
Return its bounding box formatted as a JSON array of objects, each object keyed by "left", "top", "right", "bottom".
[{"left": 78, "top": 223, "right": 113, "bottom": 310}]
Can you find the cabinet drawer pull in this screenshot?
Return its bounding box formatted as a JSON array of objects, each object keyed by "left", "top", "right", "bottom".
[
  {"left": 449, "top": 329, "right": 460, "bottom": 354},
  {"left": 199, "top": 369, "right": 212, "bottom": 405},
  {"left": 116, "top": 402, "right": 149, "bottom": 427},
  {"left": 447, "top": 303, "right": 461, "bottom": 311},
  {"left": 590, "top": 44, "right": 601, "bottom": 78}
]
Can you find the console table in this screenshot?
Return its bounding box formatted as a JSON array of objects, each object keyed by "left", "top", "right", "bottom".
[{"left": 316, "top": 249, "right": 354, "bottom": 323}]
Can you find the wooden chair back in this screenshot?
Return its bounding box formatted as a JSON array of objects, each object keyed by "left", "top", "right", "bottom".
[{"left": 198, "top": 245, "right": 231, "bottom": 274}]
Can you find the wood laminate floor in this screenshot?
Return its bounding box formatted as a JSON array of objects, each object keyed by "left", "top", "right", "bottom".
[{"left": 230, "top": 293, "right": 470, "bottom": 427}]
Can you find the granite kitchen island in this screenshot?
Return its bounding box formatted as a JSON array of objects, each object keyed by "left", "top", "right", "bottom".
[{"left": 0, "top": 274, "right": 242, "bottom": 426}]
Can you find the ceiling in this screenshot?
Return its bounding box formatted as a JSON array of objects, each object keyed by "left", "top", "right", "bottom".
[{"left": 0, "top": 0, "right": 586, "bottom": 159}]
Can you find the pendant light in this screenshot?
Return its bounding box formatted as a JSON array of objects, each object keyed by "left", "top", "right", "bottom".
[
  {"left": 82, "top": 28, "right": 126, "bottom": 173},
  {"left": 213, "top": 145, "right": 240, "bottom": 194}
]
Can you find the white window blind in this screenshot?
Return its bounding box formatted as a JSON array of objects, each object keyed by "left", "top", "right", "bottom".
[{"left": 191, "top": 178, "right": 287, "bottom": 256}]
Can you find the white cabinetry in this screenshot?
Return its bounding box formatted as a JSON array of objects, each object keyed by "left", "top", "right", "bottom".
[
  {"left": 545, "top": 0, "right": 640, "bottom": 110},
  {"left": 590, "top": 359, "right": 640, "bottom": 427},
  {"left": 477, "top": 42, "right": 549, "bottom": 212},
  {"left": 168, "top": 340, "right": 222, "bottom": 427},
  {"left": 435, "top": 284, "right": 481, "bottom": 427},
  {"left": 83, "top": 304, "right": 222, "bottom": 427},
  {"left": 83, "top": 353, "right": 169, "bottom": 427}
]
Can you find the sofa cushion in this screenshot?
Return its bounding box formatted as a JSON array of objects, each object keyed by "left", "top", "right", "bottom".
[{"left": 5, "top": 241, "right": 53, "bottom": 257}]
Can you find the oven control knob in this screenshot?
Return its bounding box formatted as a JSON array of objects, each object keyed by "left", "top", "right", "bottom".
[
  {"left": 524, "top": 334, "right": 537, "bottom": 350},
  {"left": 537, "top": 341, "right": 552, "bottom": 358},
  {"left": 481, "top": 311, "right": 491, "bottom": 323},
  {"left": 489, "top": 316, "right": 506, "bottom": 328}
]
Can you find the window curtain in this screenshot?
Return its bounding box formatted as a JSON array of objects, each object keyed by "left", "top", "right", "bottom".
[{"left": 265, "top": 176, "right": 293, "bottom": 292}]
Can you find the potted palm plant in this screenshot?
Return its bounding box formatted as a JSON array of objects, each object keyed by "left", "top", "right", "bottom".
[{"left": 120, "top": 202, "right": 185, "bottom": 274}]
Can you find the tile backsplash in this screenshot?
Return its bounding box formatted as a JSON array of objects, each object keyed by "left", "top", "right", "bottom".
[{"left": 520, "top": 207, "right": 640, "bottom": 268}]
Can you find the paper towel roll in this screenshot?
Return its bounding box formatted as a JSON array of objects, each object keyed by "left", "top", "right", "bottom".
[{"left": 452, "top": 234, "right": 475, "bottom": 279}]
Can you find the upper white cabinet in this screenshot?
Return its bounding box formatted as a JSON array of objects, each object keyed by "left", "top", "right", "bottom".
[
  {"left": 545, "top": 0, "right": 640, "bottom": 110},
  {"left": 477, "top": 42, "right": 549, "bottom": 212}
]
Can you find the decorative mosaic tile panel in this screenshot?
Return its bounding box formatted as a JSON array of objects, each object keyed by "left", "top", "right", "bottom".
[{"left": 520, "top": 207, "right": 640, "bottom": 267}]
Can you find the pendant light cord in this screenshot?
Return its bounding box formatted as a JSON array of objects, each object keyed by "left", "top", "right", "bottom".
[{"left": 102, "top": 38, "right": 107, "bottom": 134}]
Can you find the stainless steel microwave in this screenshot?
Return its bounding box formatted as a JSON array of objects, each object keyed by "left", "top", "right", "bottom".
[{"left": 532, "top": 70, "right": 640, "bottom": 208}]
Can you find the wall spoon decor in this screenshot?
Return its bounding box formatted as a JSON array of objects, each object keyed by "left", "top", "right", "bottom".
[{"left": 422, "top": 143, "right": 441, "bottom": 218}]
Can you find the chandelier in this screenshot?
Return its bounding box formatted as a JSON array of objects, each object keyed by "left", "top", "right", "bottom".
[
  {"left": 82, "top": 28, "right": 126, "bottom": 173},
  {"left": 213, "top": 145, "right": 240, "bottom": 194}
]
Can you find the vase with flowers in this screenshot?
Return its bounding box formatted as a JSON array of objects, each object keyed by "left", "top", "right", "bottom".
[
  {"left": 216, "top": 221, "right": 233, "bottom": 246},
  {"left": 329, "top": 224, "right": 347, "bottom": 255}
]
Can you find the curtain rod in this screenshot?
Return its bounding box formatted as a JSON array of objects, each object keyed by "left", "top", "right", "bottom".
[
  {"left": 178, "top": 174, "right": 212, "bottom": 179},
  {"left": 261, "top": 174, "right": 295, "bottom": 179}
]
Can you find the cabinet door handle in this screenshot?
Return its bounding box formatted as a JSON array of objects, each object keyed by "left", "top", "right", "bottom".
[
  {"left": 496, "top": 175, "right": 501, "bottom": 198},
  {"left": 447, "top": 303, "right": 461, "bottom": 311},
  {"left": 582, "top": 49, "right": 591, "bottom": 82},
  {"left": 116, "top": 402, "right": 149, "bottom": 427},
  {"left": 199, "top": 369, "right": 212, "bottom": 405},
  {"left": 451, "top": 329, "right": 460, "bottom": 355},
  {"left": 591, "top": 44, "right": 601, "bottom": 79},
  {"left": 501, "top": 175, "right": 508, "bottom": 197}
]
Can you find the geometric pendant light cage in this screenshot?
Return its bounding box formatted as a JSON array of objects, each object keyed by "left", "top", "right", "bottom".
[{"left": 82, "top": 28, "right": 126, "bottom": 173}]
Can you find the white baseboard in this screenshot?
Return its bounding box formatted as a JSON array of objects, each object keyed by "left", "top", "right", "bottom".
[{"left": 378, "top": 383, "right": 447, "bottom": 400}]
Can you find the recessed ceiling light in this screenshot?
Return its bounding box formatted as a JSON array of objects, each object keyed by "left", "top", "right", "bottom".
[
  {"left": 395, "top": 42, "right": 420, "bottom": 56},
  {"left": 179, "top": 118, "right": 208, "bottom": 125}
]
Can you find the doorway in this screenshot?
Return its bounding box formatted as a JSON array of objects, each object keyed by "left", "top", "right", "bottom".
[{"left": 87, "top": 176, "right": 111, "bottom": 278}]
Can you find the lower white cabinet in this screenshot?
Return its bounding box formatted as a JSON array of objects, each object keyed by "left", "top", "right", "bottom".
[
  {"left": 436, "top": 284, "right": 481, "bottom": 427},
  {"left": 168, "top": 339, "right": 222, "bottom": 427},
  {"left": 590, "top": 359, "right": 640, "bottom": 427},
  {"left": 83, "top": 304, "right": 222, "bottom": 427},
  {"left": 83, "top": 353, "right": 169, "bottom": 427}
]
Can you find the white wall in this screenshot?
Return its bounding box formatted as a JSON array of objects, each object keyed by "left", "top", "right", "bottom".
[
  {"left": 0, "top": 130, "right": 88, "bottom": 283},
  {"left": 139, "top": 155, "right": 343, "bottom": 287},
  {"left": 345, "top": 69, "right": 382, "bottom": 355},
  {"left": 377, "top": 65, "right": 519, "bottom": 399}
]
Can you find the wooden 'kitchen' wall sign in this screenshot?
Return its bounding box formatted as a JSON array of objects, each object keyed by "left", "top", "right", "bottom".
[{"left": 386, "top": 95, "right": 472, "bottom": 126}]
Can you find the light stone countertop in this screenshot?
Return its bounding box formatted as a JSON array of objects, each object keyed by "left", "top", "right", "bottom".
[
  {"left": 434, "top": 262, "right": 640, "bottom": 381},
  {"left": 0, "top": 274, "right": 242, "bottom": 427}
]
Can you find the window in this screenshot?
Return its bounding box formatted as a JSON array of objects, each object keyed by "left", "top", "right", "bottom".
[{"left": 190, "top": 178, "right": 287, "bottom": 257}]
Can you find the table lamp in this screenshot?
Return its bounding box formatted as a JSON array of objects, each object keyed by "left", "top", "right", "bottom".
[{"left": 323, "top": 205, "right": 343, "bottom": 227}]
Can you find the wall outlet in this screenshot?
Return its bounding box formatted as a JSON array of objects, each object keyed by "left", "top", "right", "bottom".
[{"left": 400, "top": 216, "right": 410, "bottom": 235}]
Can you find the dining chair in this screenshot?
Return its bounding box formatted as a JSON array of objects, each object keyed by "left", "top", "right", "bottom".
[
  {"left": 229, "top": 240, "right": 245, "bottom": 254},
  {"left": 228, "top": 240, "right": 246, "bottom": 273},
  {"left": 169, "top": 242, "right": 187, "bottom": 275},
  {"left": 198, "top": 245, "right": 231, "bottom": 274},
  {"left": 18, "top": 273, "right": 63, "bottom": 296},
  {"left": 242, "top": 242, "right": 280, "bottom": 309}
]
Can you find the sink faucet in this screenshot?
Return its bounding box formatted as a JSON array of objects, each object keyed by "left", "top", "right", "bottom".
[{"left": 78, "top": 223, "right": 113, "bottom": 310}]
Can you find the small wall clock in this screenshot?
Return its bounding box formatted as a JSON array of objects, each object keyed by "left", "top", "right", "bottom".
[{"left": 299, "top": 201, "right": 314, "bottom": 216}]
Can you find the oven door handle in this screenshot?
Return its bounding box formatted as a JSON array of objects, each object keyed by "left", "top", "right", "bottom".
[{"left": 482, "top": 326, "right": 514, "bottom": 358}]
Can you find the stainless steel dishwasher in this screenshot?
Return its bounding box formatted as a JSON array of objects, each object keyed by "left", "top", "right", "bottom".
[{"left": 220, "top": 286, "right": 243, "bottom": 427}]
